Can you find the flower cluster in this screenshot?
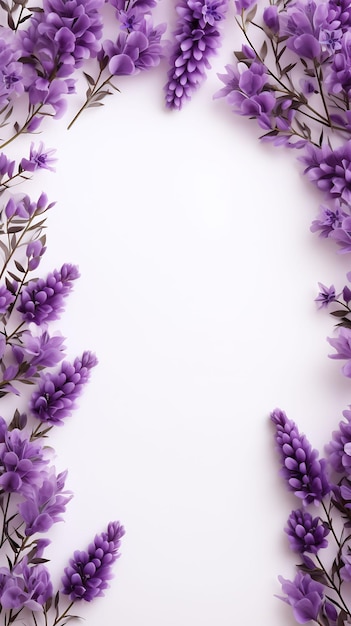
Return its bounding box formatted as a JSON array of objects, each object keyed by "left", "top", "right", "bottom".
[
  {"left": 164, "top": 0, "right": 229, "bottom": 109},
  {"left": 0, "top": 156, "right": 125, "bottom": 623},
  {"left": 213, "top": 0, "right": 351, "bottom": 254},
  {"left": 0, "top": 0, "right": 166, "bottom": 141}
]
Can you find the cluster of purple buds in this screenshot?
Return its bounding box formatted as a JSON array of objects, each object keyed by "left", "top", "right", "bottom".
[
  {"left": 101, "top": 1, "right": 166, "bottom": 78},
  {"left": 270, "top": 408, "right": 331, "bottom": 505},
  {"left": 165, "top": 0, "right": 229, "bottom": 110},
  {"left": 29, "top": 350, "right": 98, "bottom": 425},
  {"left": 285, "top": 509, "right": 329, "bottom": 554},
  {"left": 17, "top": 0, "right": 105, "bottom": 123},
  {"left": 62, "top": 521, "right": 125, "bottom": 601},
  {"left": 17, "top": 263, "right": 79, "bottom": 326}
]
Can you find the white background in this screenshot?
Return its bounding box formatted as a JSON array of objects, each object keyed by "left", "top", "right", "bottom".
[{"left": 4, "top": 0, "right": 351, "bottom": 624}]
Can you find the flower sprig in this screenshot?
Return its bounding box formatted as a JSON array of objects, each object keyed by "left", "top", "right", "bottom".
[{"left": 214, "top": 0, "right": 351, "bottom": 255}]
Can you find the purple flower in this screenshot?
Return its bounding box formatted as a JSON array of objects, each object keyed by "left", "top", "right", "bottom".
[
  {"left": 302, "top": 141, "right": 351, "bottom": 204},
  {"left": 315, "top": 282, "right": 337, "bottom": 308},
  {"left": 263, "top": 5, "right": 280, "bottom": 34},
  {"left": 29, "top": 351, "right": 98, "bottom": 425},
  {"left": 0, "top": 427, "right": 48, "bottom": 496},
  {"left": 5, "top": 193, "right": 53, "bottom": 220},
  {"left": 164, "top": 0, "right": 228, "bottom": 110},
  {"left": 0, "top": 560, "right": 53, "bottom": 610},
  {"left": 285, "top": 509, "right": 329, "bottom": 554},
  {"left": 328, "top": 327, "right": 351, "bottom": 376},
  {"left": 280, "top": 0, "right": 333, "bottom": 61},
  {"left": 0, "top": 285, "right": 15, "bottom": 315},
  {"left": 25, "top": 239, "right": 47, "bottom": 271},
  {"left": 326, "top": 407, "right": 351, "bottom": 474},
  {"left": 271, "top": 408, "right": 331, "bottom": 505},
  {"left": 17, "top": 263, "right": 79, "bottom": 325},
  {"left": 12, "top": 331, "right": 66, "bottom": 369},
  {"left": 19, "top": 469, "right": 72, "bottom": 536},
  {"left": 278, "top": 571, "right": 324, "bottom": 623},
  {"left": 330, "top": 216, "right": 351, "bottom": 253},
  {"left": 20, "top": 142, "right": 57, "bottom": 173},
  {"left": 310, "top": 201, "right": 347, "bottom": 238},
  {"left": 62, "top": 521, "right": 125, "bottom": 601}
]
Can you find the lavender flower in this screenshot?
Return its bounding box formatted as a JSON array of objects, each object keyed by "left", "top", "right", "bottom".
[
  {"left": 271, "top": 408, "right": 331, "bottom": 505},
  {"left": 278, "top": 571, "right": 324, "bottom": 624},
  {"left": 17, "top": 263, "right": 79, "bottom": 325},
  {"left": 20, "top": 143, "right": 57, "bottom": 173},
  {"left": 164, "top": 0, "right": 228, "bottom": 110},
  {"left": 19, "top": 469, "right": 72, "bottom": 536},
  {"left": 12, "top": 331, "right": 66, "bottom": 369},
  {"left": 310, "top": 201, "right": 348, "bottom": 238},
  {"left": 0, "top": 285, "right": 15, "bottom": 314},
  {"left": 328, "top": 327, "right": 351, "bottom": 376},
  {"left": 302, "top": 141, "right": 351, "bottom": 204},
  {"left": 326, "top": 407, "right": 351, "bottom": 474},
  {"left": 29, "top": 351, "right": 98, "bottom": 425},
  {"left": 285, "top": 509, "right": 329, "bottom": 554},
  {"left": 0, "top": 425, "right": 48, "bottom": 495},
  {"left": 0, "top": 560, "right": 53, "bottom": 610},
  {"left": 315, "top": 282, "right": 337, "bottom": 308},
  {"left": 61, "top": 521, "right": 125, "bottom": 601}
]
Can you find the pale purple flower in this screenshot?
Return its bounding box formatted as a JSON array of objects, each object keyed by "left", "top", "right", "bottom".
[
  {"left": 29, "top": 351, "right": 98, "bottom": 425},
  {"left": 278, "top": 571, "right": 324, "bottom": 623},
  {"left": 302, "top": 141, "right": 351, "bottom": 204},
  {"left": 5, "top": 193, "right": 53, "bottom": 220},
  {"left": 310, "top": 201, "right": 348, "bottom": 238},
  {"left": 62, "top": 521, "right": 125, "bottom": 601},
  {"left": 271, "top": 408, "right": 331, "bottom": 505},
  {"left": 330, "top": 216, "right": 351, "bottom": 253},
  {"left": 315, "top": 282, "right": 337, "bottom": 308},
  {"left": 19, "top": 469, "right": 72, "bottom": 536},
  {"left": 17, "top": 263, "right": 79, "bottom": 325},
  {"left": 328, "top": 327, "right": 351, "bottom": 376},
  {"left": 279, "top": 0, "right": 334, "bottom": 61},
  {"left": 164, "top": 0, "right": 229, "bottom": 110},
  {"left": 263, "top": 5, "right": 280, "bottom": 33},
  {"left": 234, "top": 0, "right": 256, "bottom": 12},
  {"left": 0, "top": 285, "right": 15, "bottom": 314},
  {"left": 326, "top": 407, "right": 351, "bottom": 474},
  {"left": 0, "top": 560, "right": 53, "bottom": 610},
  {"left": 0, "top": 153, "right": 15, "bottom": 179},
  {"left": 20, "top": 142, "right": 57, "bottom": 173},
  {"left": 12, "top": 331, "right": 66, "bottom": 369},
  {"left": 0, "top": 427, "right": 48, "bottom": 495},
  {"left": 25, "top": 239, "right": 47, "bottom": 271},
  {"left": 285, "top": 509, "right": 329, "bottom": 554}
]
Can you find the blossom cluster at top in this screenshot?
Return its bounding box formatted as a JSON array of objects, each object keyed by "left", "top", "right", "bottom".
[
  {"left": 213, "top": 0, "right": 351, "bottom": 257},
  {"left": 0, "top": 0, "right": 167, "bottom": 139}
]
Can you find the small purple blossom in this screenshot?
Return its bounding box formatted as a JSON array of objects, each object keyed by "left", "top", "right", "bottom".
[
  {"left": 12, "top": 331, "right": 66, "bottom": 369},
  {"left": 278, "top": 571, "right": 324, "bottom": 624},
  {"left": 20, "top": 142, "right": 57, "bottom": 173},
  {"left": 61, "top": 521, "right": 125, "bottom": 601},
  {"left": 29, "top": 351, "right": 98, "bottom": 425},
  {"left": 19, "top": 469, "right": 72, "bottom": 536},
  {"left": 25, "top": 239, "right": 47, "bottom": 271},
  {"left": 0, "top": 285, "right": 15, "bottom": 314},
  {"left": 310, "top": 201, "right": 348, "bottom": 238},
  {"left": 326, "top": 407, "right": 351, "bottom": 474},
  {"left": 315, "top": 282, "right": 337, "bottom": 308},
  {"left": 263, "top": 5, "right": 280, "bottom": 34},
  {"left": 328, "top": 327, "right": 351, "bottom": 376},
  {"left": 302, "top": 141, "right": 351, "bottom": 204},
  {"left": 17, "top": 263, "right": 79, "bottom": 325},
  {"left": 285, "top": 509, "right": 329, "bottom": 554},
  {"left": 271, "top": 408, "right": 331, "bottom": 505},
  {"left": 0, "top": 560, "right": 53, "bottom": 610},
  {"left": 0, "top": 425, "right": 48, "bottom": 496}
]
